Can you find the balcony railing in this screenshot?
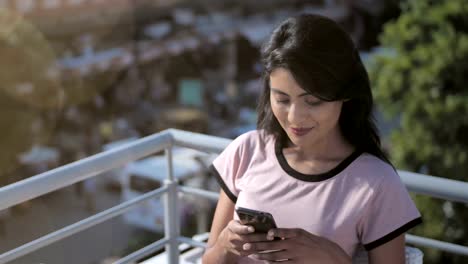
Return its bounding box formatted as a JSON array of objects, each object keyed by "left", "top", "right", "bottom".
[{"left": 0, "top": 129, "right": 467, "bottom": 264}]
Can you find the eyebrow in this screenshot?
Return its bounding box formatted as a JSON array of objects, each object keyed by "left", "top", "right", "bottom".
[{"left": 270, "top": 88, "right": 311, "bottom": 97}]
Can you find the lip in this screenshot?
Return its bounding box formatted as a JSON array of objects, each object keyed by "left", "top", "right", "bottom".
[{"left": 290, "top": 127, "right": 313, "bottom": 136}]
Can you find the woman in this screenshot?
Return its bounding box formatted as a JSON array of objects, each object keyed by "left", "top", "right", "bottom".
[{"left": 202, "top": 14, "right": 422, "bottom": 263}]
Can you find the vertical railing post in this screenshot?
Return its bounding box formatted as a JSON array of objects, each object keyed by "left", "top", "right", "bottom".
[{"left": 164, "top": 146, "right": 179, "bottom": 263}]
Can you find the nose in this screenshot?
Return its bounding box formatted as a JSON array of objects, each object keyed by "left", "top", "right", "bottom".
[{"left": 287, "top": 103, "right": 308, "bottom": 125}]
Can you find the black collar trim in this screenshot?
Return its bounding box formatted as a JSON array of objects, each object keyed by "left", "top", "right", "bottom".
[{"left": 274, "top": 138, "right": 362, "bottom": 182}]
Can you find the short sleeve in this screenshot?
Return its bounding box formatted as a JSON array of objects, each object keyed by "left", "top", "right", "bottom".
[
  {"left": 358, "top": 169, "right": 422, "bottom": 251},
  {"left": 210, "top": 132, "right": 254, "bottom": 203}
]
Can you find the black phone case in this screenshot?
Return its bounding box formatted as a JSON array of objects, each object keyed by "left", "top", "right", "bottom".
[{"left": 235, "top": 207, "right": 277, "bottom": 233}]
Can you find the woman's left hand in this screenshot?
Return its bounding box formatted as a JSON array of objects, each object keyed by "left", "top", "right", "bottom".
[{"left": 244, "top": 228, "right": 352, "bottom": 264}]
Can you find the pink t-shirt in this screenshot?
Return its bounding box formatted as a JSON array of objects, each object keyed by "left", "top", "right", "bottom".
[{"left": 211, "top": 130, "right": 421, "bottom": 262}]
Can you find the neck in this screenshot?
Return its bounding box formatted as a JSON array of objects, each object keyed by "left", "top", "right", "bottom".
[{"left": 284, "top": 130, "right": 354, "bottom": 161}]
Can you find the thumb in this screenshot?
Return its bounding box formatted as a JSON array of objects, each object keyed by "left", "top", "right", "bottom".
[{"left": 229, "top": 220, "right": 255, "bottom": 235}]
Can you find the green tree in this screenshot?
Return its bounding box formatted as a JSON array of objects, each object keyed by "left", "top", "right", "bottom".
[{"left": 369, "top": 0, "right": 468, "bottom": 263}]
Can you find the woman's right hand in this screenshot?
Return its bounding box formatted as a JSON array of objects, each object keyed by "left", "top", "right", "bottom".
[
  {"left": 202, "top": 191, "right": 268, "bottom": 263},
  {"left": 217, "top": 220, "right": 269, "bottom": 257}
]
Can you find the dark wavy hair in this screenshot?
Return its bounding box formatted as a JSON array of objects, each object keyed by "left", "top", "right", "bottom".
[{"left": 257, "top": 14, "right": 391, "bottom": 164}]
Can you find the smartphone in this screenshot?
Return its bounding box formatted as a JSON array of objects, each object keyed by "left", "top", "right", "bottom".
[{"left": 235, "top": 207, "right": 277, "bottom": 233}]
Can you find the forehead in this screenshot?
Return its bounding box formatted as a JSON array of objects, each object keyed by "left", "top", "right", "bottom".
[{"left": 269, "top": 68, "right": 310, "bottom": 96}]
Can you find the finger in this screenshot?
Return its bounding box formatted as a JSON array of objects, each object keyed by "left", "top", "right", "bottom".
[
  {"left": 228, "top": 220, "right": 255, "bottom": 235},
  {"left": 221, "top": 233, "right": 270, "bottom": 258},
  {"left": 229, "top": 247, "right": 251, "bottom": 257},
  {"left": 244, "top": 240, "right": 285, "bottom": 252},
  {"left": 245, "top": 233, "right": 273, "bottom": 242},
  {"left": 228, "top": 239, "right": 255, "bottom": 257},
  {"left": 231, "top": 242, "right": 265, "bottom": 257},
  {"left": 230, "top": 234, "right": 272, "bottom": 255},
  {"left": 231, "top": 232, "right": 270, "bottom": 248},
  {"left": 253, "top": 249, "right": 290, "bottom": 262},
  {"left": 231, "top": 234, "right": 271, "bottom": 251},
  {"left": 267, "top": 228, "right": 307, "bottom": 240}
]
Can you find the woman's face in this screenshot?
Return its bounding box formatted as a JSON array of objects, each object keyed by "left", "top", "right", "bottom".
[{"left": 269, "top": 68, "right": 344, "bottom": 149}]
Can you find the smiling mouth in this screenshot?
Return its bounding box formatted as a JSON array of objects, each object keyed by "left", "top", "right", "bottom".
[{"left": 290, "top": 127, "right": 313, "bottom": 136}]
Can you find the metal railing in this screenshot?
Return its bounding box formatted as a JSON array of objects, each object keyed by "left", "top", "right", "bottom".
[{"left": 0, "top": 129, "right": 467, "bottom": 264}]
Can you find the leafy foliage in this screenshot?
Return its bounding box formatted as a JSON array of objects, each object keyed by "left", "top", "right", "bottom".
[{"left": 369, "top": 0, "right": 468, "bottom": 263}]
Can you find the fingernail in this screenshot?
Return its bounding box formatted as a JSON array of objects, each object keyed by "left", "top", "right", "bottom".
[
  {"left": 243, "top": 243, "right": 251, "bottom": 250},
  {"left": 247, "top": 226, "right": 255, "bottom": 233}
]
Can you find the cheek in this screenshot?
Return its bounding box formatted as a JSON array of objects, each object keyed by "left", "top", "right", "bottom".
[
  {"left": 318, "top": 105, "right": 342, "bottom": 126},
  {"left": 270, "top": 98, "right": 282, "bottom": 118},
  {"left": 270, "top": 104, "right": 279, "bottom": 121},
  {"left": 272, "top": 107, "right": 289, "bottom": 131}
]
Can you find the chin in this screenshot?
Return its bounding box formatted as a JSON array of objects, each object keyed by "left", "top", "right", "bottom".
[
  {"left": 288, "top": 133, "right": 317, "bottom": 146},
  {"left": 287, "top": 134, "right": 307, "bottom": 145}
]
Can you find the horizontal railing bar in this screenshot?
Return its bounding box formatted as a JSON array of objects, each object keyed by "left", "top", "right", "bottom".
[
  {"left": 406, "top": 234, "right": 468, "bottom": 256},
  {"left": 178, "top": 236, "right": 208, "bottom": 249},
  {"left": 169, "top": 128, "right": 231, "bottom": 153},
  {"left": 0, "top": 186, "right": 168, "bottom": 264},
  {"left": 114, "top": 238, "right": 170, "bottom": 264},
  {"left": 0, "top": 130, "right": 173, "bottom": 212},
  {"left": 179, "top": 186, "right": 220, "bottom": 202},
  {"left": 399, "top": 170, "right": 468, "bottom": 204}
]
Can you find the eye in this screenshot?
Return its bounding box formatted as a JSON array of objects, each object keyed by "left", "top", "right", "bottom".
[
  {"left": 276, "top": 99, "right": 290, "bottom": 104},
  {"left": 305, "top": 100, "right": 322, "bottom": 107}
]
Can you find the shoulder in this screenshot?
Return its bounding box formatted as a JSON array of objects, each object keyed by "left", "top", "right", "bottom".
[
  {"left": 351, "top": 153, "right": 400, "bottom": 188},
  {"left": 211, "top": 130, "right": 273, "bottom": 185},
  {"left": 354, "top": 154, "right": 395, "bottom": 174},
  {"left": 229, "top": 129, "right": 273, "bottom": 151}
]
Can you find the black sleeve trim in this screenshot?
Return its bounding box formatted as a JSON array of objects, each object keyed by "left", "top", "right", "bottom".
[
  {"left": 364, "top": 217, "right": 423, "bottom": 251},
  {"left": 210, "top": 164, "right": 237, "bottom": 204}
]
